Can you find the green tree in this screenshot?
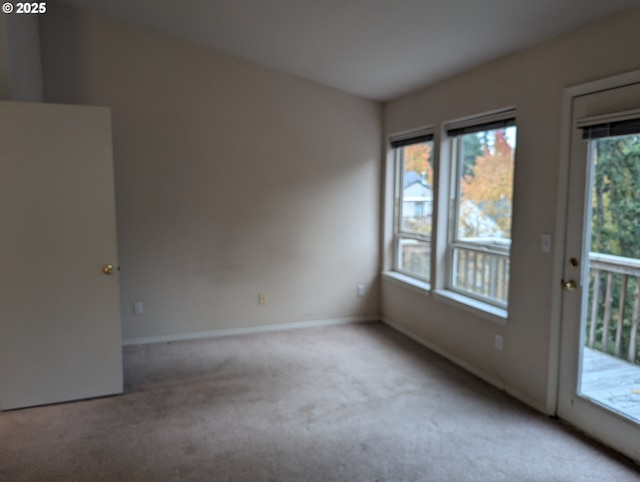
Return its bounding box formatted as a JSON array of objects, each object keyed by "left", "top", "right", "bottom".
[
  {"left": 592, "top": 136, "right": 640, "bottom": 258},
  {"left": 461, "top": 134, "right": 482, "bottom": 178},
  {"left": 588, "top": 134, "right": 640, "bottom": 363}
]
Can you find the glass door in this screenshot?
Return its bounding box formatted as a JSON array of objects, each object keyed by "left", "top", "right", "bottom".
[{"left": 557, "top": 79, "right": 640, "bottom": 464}]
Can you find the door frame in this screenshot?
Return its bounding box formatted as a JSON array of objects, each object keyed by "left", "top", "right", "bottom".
[{"left": 549, "top": 69, "right": 640, "bottom": 461}]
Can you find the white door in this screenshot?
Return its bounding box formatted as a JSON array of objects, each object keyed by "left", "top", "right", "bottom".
[
  {"left": 558, "top": 78, "right": 640, "bottom": 463},
  {"left": 0, "top": 101, "right": 122, "bottom": 410}
]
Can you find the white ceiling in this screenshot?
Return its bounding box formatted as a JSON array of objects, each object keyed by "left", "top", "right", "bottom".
[{"left": 58, "top": 0, "right": 640, "bottom": 101}]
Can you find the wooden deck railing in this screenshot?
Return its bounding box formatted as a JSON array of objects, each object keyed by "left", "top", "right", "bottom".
[
  {"left": 452, "top": 245, "right": 509, "bottom": 307},
  {"left": 587, "top": 252, "right": 640, "bottom": 364},
  {"left": 399, "top": 245, "right": 639, "bottom": 364}
]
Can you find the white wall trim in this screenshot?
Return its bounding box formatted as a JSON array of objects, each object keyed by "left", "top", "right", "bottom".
[
  {"left": 122, "top": 316, "right": 379, "bottom": 346},
  {"left": 381, "top": 316, "right": 548, "bottom": 415},
  {"left": 505, "top": 386, "right": 548, "bottom": 416},
  {"left": 564, "top": 69, "right": 640, "bottom": 99}
]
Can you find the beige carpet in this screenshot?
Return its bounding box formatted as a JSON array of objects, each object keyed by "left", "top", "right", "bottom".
[{"left": 1, "top": 321, "right": 638, "bottom": 481}]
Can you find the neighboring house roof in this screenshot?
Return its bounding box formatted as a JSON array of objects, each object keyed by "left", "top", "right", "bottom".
[
  {"left": 403, "top": 171, "right": 433, "bottom": 202},
  {"left": 403, "top": 171, "right": 428, "bottom": 189}
]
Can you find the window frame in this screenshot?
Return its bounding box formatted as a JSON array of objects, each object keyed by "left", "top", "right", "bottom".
[
  {"left": 443, "top": 111, "right": 517, "bottom": 310},
  {"left": 390, "top": 128, "right": 435, "bottom": 284}
]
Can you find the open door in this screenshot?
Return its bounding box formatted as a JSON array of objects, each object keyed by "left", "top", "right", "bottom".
[
  {"left": 557, "top": 79, "right": 640, "bottom": 463},
  {"left": 0, "top": 101, "right": 122, "bottom": 410}
]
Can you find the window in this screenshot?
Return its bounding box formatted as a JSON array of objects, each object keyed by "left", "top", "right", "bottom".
[
  {"left": 391, "top": 130, "right": 434, "bottom": 282},
  {"left": 445, "top": 113, "right": 516, "bottom": 308}
]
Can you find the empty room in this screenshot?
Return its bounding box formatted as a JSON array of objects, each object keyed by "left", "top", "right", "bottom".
[{"left": 1, "top": 0, "right": 640, "bottom": 480}]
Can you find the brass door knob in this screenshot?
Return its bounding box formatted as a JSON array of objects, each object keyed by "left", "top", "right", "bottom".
[
  {"left": 103, "top": 264, "right": 114, "bottom": 275},
  {"left": 562, "top": 279, "right": 577, "bottom": 291}
]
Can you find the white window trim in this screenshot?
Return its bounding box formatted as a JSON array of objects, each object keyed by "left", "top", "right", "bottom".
[
  {"left": 390, "top": 127, "right": 435, "bottom": 284},
  {"left": 439, "top": 109, "right": 517, "bottom": 313}
]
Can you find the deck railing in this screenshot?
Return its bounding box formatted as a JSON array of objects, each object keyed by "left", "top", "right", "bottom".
[
  {"left": 451, "top": 245, "right": 509, "bottom": 307},
  {"left": 398, "top": 245, "right": 640, "bottom": 363},
  {"left": 587, "top": 252, "right": 640, "bottom": 364}
]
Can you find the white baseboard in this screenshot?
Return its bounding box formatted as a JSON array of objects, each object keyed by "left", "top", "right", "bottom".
[
  {"left": 122, "top": 316, "right": 379, "bottom": 346},
  {"left": 505, "top": 386, "right": 548, "bottom": 415},
  {"left": 381, "top": 317, "right": 549, "bottom": 415}
]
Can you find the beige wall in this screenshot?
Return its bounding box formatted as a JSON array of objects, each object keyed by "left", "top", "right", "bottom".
[
  {"left": 0, "top": 14, "right": 42, "bottom": 101},
  {"left": 382, "top": 8, "right": 640, "bottom": 412},
  {"left": 39, "top": 6, "right": 382, "bottom": 341},
  {"left": 38, "top": 3, "right": 640, "bottom": 415}
]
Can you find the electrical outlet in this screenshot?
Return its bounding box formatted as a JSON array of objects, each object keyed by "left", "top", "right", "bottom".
[
  {"left": 258, "top": 292, "right": 267, "bottom": 305},
  {"left": 357, "top": 284, "right": 365, "bottom": 297},
  {"left": 133, "top": 301, "right": 144, "bottom": 315},
  {"left": 495, "top": 334, "right": 503, "bottom": 351}
]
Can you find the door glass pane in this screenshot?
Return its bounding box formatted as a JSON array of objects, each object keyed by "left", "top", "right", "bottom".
[{"left": 579, "top": 133, "right": 640, "bottom": 424}]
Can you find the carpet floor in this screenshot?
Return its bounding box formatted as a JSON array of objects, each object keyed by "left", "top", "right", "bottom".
[{"left": 1, "top": 321, "right": 639, "bottom": 481}]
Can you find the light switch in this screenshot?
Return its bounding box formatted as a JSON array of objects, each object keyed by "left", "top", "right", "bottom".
[{"left": 541, "top": 234, "right": 552, "bottom": 253}]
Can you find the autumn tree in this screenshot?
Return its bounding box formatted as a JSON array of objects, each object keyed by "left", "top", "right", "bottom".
[
  {"left": 460, "top": 129, "right": 515, "bottom": 236},
  {"left": 404, "top": 142, "right": 433, "bottom": 185}
]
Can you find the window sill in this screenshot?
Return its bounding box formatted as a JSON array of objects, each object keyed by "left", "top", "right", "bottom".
[
  {"left": 381, "top": 272, "right": 507, "bottom": 326},
  {"left": 382, "top": 271, "right": 430, "bottom": 294},
  {"left": 433, "top": 289, "right": 508, "bottom": 326}
]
